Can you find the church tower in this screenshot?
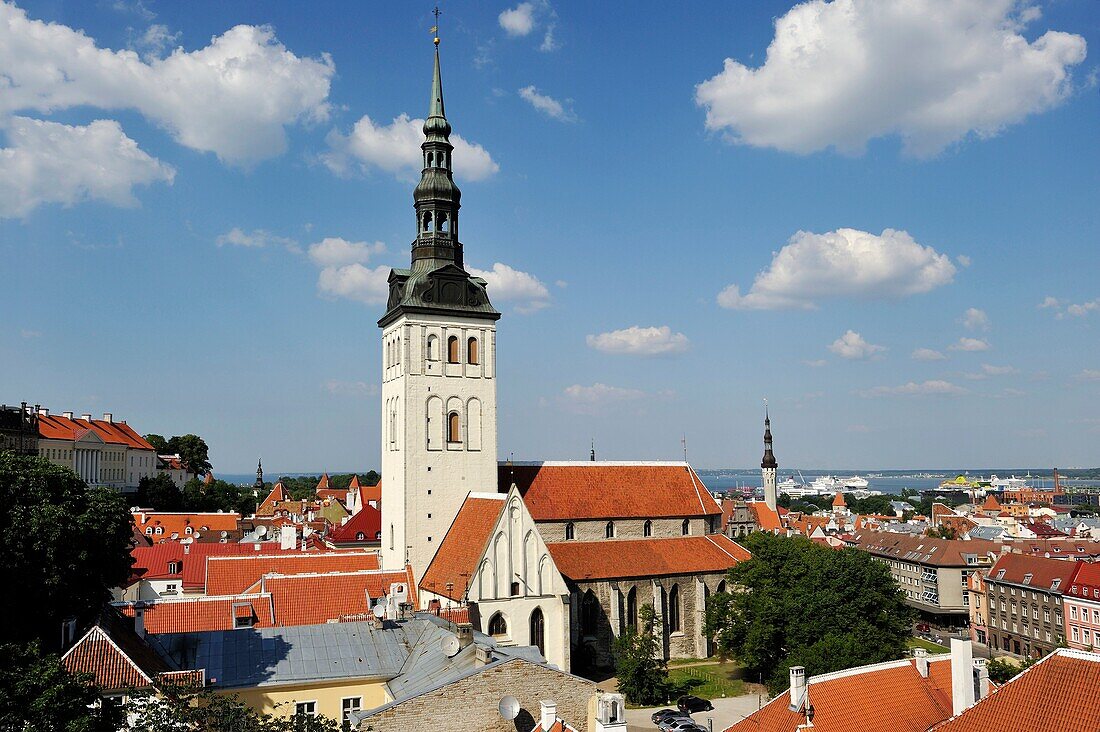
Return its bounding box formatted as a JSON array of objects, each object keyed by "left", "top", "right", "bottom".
[
  {"left": 761, "top": 407, "right": 778, "bottom": 511},
  {"left": 378, "top": 37, "right": 500, "bottom": 580}
]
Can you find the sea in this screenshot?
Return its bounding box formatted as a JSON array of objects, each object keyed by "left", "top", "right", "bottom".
[{"left": 217, "top": 469, "right": 1100, "bottom": 495}]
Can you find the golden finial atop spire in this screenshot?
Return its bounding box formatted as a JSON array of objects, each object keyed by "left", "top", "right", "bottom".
[{"left": 431, "top": 6, "right": 441, "bottom": 47}]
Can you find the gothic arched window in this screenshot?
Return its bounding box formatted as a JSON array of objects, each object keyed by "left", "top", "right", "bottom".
[
  {"left": 565, "top": 522, "right": 575, "bottom": 540},
  {"left": 627, "top": 587, "right": 638, "bottom": 629},
  {"left": 447, "top": 412, "right": 461, "bottom": 443},
  {"left": 447, "top": 336, "right": 460, "bottom": 363},
  {"left": 643, "top": 520, "right": 653, "bottom": 537},
  {"left": 681, "top": 519, "right": 690, "bottom": 536},
  {"left": 488, "top": 612, "right": 508, "bottom": 637},
  {"left": 467, "top": 337, "right": 479, "bottom": 365},
  {"left": 669, "top": 584, "right": 681, "bottom": 633},
  {"left": 530, "top": 607, "right": 545, "bottom": 656},
  {"left": 605, "top": 521, "right": 615, "bottom": 539},
  {"left": 581, "top": 591, "right": 599, "bottom": 637}
]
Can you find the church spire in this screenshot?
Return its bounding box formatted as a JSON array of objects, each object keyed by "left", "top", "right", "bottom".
[{"left": 761, "top": 403, "right": 777, "bottom": 470}]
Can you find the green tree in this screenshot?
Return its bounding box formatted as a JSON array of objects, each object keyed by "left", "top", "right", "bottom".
[
  {"left": 181, "top": 477, "right": 257, "bottom": 516},
  {"left": 0, "top": 451, "right": 133, "bottom": 647},
  {"left": 137, "top": 473, "right": 183, "bottom": 511},
  {"left": 126, "top": 685, "right": 345, "bottom": 732},
  {"left": 927, "top": 524, "right": 959, "bottom": 540},
  {"left": 0, "top": 641, "right": 125, "bottom": 732},
  {"left": 613, "top": 604, "right": 670, "bottom": 705},
  {"left": 705, "top": 532, "right": 913, "bottom": 693},
  {"left": 846, "top": 494, "right": 896, "bottom": 516},
  {"left": 143, "top": 434, "right": 170, "bottom": 454},
  {"left": 168, "top": 434, "right": 212, "bottom": 476}
]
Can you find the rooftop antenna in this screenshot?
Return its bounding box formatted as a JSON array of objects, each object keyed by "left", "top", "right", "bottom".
[
  {"left": 682, "top": 434, "right": 688, "bottom": 463},
  {"left": 431, "top": 6, "right": 441, "bottom": 46}
]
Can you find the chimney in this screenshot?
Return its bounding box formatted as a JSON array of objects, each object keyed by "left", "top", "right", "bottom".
[
  {"left": 973, "top": 658, "right": 990, "bottom": 701},
  {"left": 62, "top": 411, "right": 74, "bottom": 419},
  {"left": 540, "top": 700, "right": 557, "bottom": 732},
  {"left": 914, "top": 647, "right": 929, "bottom": 677},
  {"left": 456, "top": 621, "right": 474, "bottom": 648},
  {"left": 788, "top": 666, "right": 807, "bottom": 711},
  {"left": 280, "top": 525, "right": 297, "bottom": 550},
  {"left": 103, "top": 413, "right": 113, "bottom": 423},
  {"left": 81, "top": 413, "right": 91, "bottom": 421},
  {"left": 475, "top": 645, "right": 492, "bottom": 667},
  {"left": 134, "top": 607, "right": 146, "bottom": 638},
  {"left": 950, "top": 638, "right": 975, "bottom": 715},
  {"left": 38, "top": 407, "right": 49, "bottom": 416}
]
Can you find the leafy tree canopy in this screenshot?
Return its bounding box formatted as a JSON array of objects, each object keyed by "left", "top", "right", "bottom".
[
  {"left": 705, "top": 532, "right": 913, "bottom": 693},
  {"left": 181, "top": 477, "right": 258, "bottom": 516},
  {"left": 136, "top": 473, "right": 183, "bottom": 511},
  {"left": 168, "top": 434, "right": 212, "bottom": 476},
  {"left": 143, "top": 434, "right": 170, "bottom": 454},
  {"left": 276, "top": 473, "right": 380, "bottom": 501},
  {"left": 0, "top": 451, "right": 133, "bottom": 647},
  {"left": 613, "top": 604, "right": 670, "bottom": 705}
]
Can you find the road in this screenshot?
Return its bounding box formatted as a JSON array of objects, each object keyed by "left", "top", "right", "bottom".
[{"left": 625, "top": 694, "right": 767, "bottom": 732}]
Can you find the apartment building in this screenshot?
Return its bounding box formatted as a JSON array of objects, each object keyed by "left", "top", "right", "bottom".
[
  {"left": 35, "top": 408, "right": 157, "bottom": 491},
  {"left": 984, "top": 553, "right": 1075, "bottom": 658}
]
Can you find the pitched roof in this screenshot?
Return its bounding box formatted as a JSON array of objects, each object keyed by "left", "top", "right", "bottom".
[
  {"left": 832, "top": 491, "right": 846, "bottom": 509},
  {"left": 502, "top": 462, "right": 720, "bottom": 520},
  {"left": 204, "top": 550, "right": 381, "bottom": 595},
  {"left": 256, "top": 481, "right": 289, "bottom": 516},
  {"left": 987, "top": 553, "right": 1077, "bottom": 592},
  {"left": 1012, "top": 539, "right": 1100, "bottom": 558},
  {"left": 847, "top": 532, "right": 1000, "bottom": 567},
  {"left": 981, "top": 494, "right": 1002, "bottom": 511},
  {"left": 1068, "top": 561, "right": 1100, "bottom": 598},
  {"left": 726, "top": 657, "right": 954, "bottom": 732},
  {"left": 421, "top": 494, "right": 505, "bottom": 601},
  {"left": 1022, "top": 520, "right": 1067, "bottom": 538},
  {"left": 132, "top": 511, "right": 240, "bottom": 541},
  {"left": 930, "top": 649, "right": 1100, "bottom": 732},
  {"left": 359, "top": 479, "right": 382, "bottom": 506},
  {"left": 61, "top": 607, "right": 172, "bottom": 693},
  {"left": 547, "top": 534, "right": 750, "bottom": 581},
  {"left": 37, "top": 414, "right": 156, "bottom": 451},
  {"left": 178, "top": 542, "right": 304, "bottom": 590},
  {"left": 748, "top": 502, "right": 783, "bottom": 531},
  {"left": 129, "top": 542, "right": 186, "bottom": 584},
  {"left": 316, "top": 472, "right": 330, "bottom": 490},
  {"left": 327, "top": 504, "right": 383, "bottom": 544},
  {"left": 115, "top": 594, "right": 275, "bottom": 633},
  {"left": 262, "top": 567, "right": 416, "bottom": 626}
]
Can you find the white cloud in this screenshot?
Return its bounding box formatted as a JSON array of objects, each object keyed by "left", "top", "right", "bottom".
[
  {"left": 981, "top": 363, "right": 1017, "bottom": 376},
  {"left": 1077, "top": 369, "right": 1100, "bottom": 382},
  {"left": 586, "top": 326, "right": 690, "bottom": 356},
  {"left": 861, "top": 380, "right": 967, "bottom": 398},
  {"left": 518, "top": 86, "right": 576, "bottom": 122},
  {"left": 499, "top": 2, "right": 537, "bottom": 36},
  {"left": 0, "top": 117, "right": 174, "bottom": 219},
  {"left": 694, "top": 0, "right": 1087, "bottom": 157},
  {"left": 803, "top": 359, "right": 827, "bottom": 368},
  {"left": 1066, "top": 299, "right": 1100, "bottom": 318},
  {"left": 912, "top": 348, "right": 947, "bottom": 361},
  {"left": 323, "top": 114, "right": 499, "bottom": 181},
  {"left": 949, "top": 337, "right": 991, "bottom": 352},
  {"left": 216, "top": 227, "right": 296, "bottom": 249},
  {"left": 962, "top": 307, "right": 990, "bottom": 331},
  {"left": 0, "top": 5, "right": 335, "bottom": 165},
  {"left": 540, "top": 25, "right": 559, "bottom": 53},
  {"left": 20, "top": 329, "right": 41, "bottom": 339},
  {"left": 131, "top": 24, "right": 181, "bottom": 60},
  {"left": 560, "top": 383, "right": 645, "bottom": 414},
  {"left": 1038, "top": 296, "right": 1061, "bottom": 309},
  {"left": 307, "top": 237, "right": 385, "bottom": 267},
  {"left": 828, "top": 330, "right": 886, "bottom": 360},
  {"left": 468, "top": 262, "right": 551, "bottom": 314},
  {"left": 956, "top": 255, "right": 972, "bottom": 268},
  {"left": 322, "top": 380, "right": 378, "bottom": 398},
  {"left": 316, "top": 263, "right": 391, "bottom": 305},
  {"left": 717, "top": 228, "right": 955, "bottom": 310}
]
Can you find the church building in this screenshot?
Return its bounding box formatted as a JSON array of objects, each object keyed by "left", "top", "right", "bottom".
[{"left": 377, "top": 37, "right": 749, "bottom": 674}]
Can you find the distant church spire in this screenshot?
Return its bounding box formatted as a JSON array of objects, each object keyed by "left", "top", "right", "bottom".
[
  {"left": 761, "top": 401, "right": 779, "bottom": 512},
  {"left": 761, "top": 403, "right": 777, "bottom": 470},
  {"left": 254, "top": 458, "right": 264, "bottom": 495}
]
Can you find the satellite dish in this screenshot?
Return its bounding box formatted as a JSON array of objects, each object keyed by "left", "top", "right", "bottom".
[
  {"left": 372, "top": 603, "right": 386, "bottom": 619},
  {"left": 440, "top": 633, "right": 460, "bottom": 657},
  {"left": 256, "top": 525, "right": 268, "bottom": 538},
  {"left": 498, "top": 696, "right": 519, "bottom": 721}
]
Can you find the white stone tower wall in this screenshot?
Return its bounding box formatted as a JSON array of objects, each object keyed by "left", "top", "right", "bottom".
[{"left": 763, "top": 467, "right": 777, "bottom": 511}]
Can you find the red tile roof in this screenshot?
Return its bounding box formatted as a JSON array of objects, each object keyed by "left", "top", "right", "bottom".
[
  {"left": 327, "top": 504, "right": 382, "bottom": 544},
  {"left": 832, "top": 492, "right": 846, "bottom": 509},
  {"left": 503, "top": 462, "right": 721, "bottom": 520},
  {"left": 129, "top": 543, "right": 186, "bottom": 584},
  {"left": 847, "top": 532, "right": 1001, "bottom": 567},
  {"left": 981, "top": 494, "right": 1002, "bottom": 511},
  {"left": 115, "top": 594, "right": 275, "bottom": 633},
  {"left": 37, "top": 414, "right": 155, "bottom": 450},
  {"left": 748, "top": 502, "right": 783, "bottom": 531},
  {"left": 987, "top": 553, "right": 1078, "bottom": 592},
  {"left": 1012, "top": 539, "right": 1100, "bottom": 558},
  {"left": 1022, "top": 521, "right": 1067, "bottom": 539},
  {"left": 1068, "top": 561, "right": 1100, "bottom": 599},
  {"left": 132, "top": 511, "right": 240, "bottom": 542},
  {"left": 316, "top": 473, "right": 330, "bottom": 490},
  {"left": 930, "top": 649, "right": 1100, "bottom": 731},
  {"left": 262, "top": 566, "right": 416, "bottom": 626},
  {"left": 727, "top": 657, "right": 954, "bottom": 732},
  {"left": 178, "top": 542, "right": 303, "bottom": 590},
  {"left": 548, "top": 535, "right": 750, "bottom": 581},
  {"left": 256, "top": 481, "right": 289, "bottom": 516},
  {"left": 61, "top": 608, "right": 170, "bottom": 693},
  {"left": 203, "top": 550, "right": 381, "bottom": 595},
  {"left": 421, "top": 494, "right": 506, "bottom": 601}
]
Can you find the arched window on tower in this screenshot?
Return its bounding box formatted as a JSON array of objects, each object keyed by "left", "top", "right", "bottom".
[
  {"left": 530, "top": 607, "right": 545, "bottom": 656},
  {"left": 467, "top": 337, "right": 479, "bottom": 365},
  {"left": 447, "top": 412, "right": 461, "bottom": 443},
  {"left": 643, "top": 520, "right": 653, "bottom": 537},
  {"left": 422, "top": 211, "right": 432, "bottom": 233},
  {"left": 565, "top": 522, "right": 575, "bottom": 540},
  {"left": 605, "top": 521, "right": 615, "bottom": 539},
  {"left": 447, "top": 336, "right": 460, "bottom": 363},
  {"left": 669, "top": 584, "right": 681, "bottom": 633},
  {"left": 488, "top": 612, "right": 508, "bottom": 638},
  {"left": 426, "top": 335, "right": 438, "bottom": 361},
  {"left": 439, "top": 212, "right": 449, "bottom": 233}
]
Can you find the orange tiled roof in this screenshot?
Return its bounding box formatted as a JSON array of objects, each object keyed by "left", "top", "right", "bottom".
[
  {"left": 262, "top": 566, "right": 416, "bottom": 626},
  {"left": 548, "top": 534, "right": 749, "bottom": 581},
  {"left": 981, "top": 494, "right": 1002, "bottom": 511},
  {"left": 931, "top": 649, "right": 1100, "bottom": 732},
  {"left": 316, "top": 472, "right": 330, "bottom": 490},
  {"left": 316, "top": 488, "right": 346, "bottom": 502},
  {"left": 987, "top": 553, "right": 1077, "bottom": 592},
  {"left": 116, "top": 594, "right": 275, "bottom": 633},
  {"left": 177, "top": 542, "right": 304, "bottom": 590},
  {"left": 132, "top": 511, "right": 240, "bottom": 542},
  {"left": 503, "top": 462, "right": 721, "bottom": 520},
  {"left": 359, "top": 480, "right": 382, "bottom": 506},
  {"left": 204, "top": 550, "right": 381, "bottom": 595},
  {"left": 421, "top": 494, "right": 506, "bottom": 601},
  {"left": 832, "top": 491, "right": 846, "bottom": 508},
  {"left": 129, "top": 543, "right": 186, "bottom": 584},
  {"left": 37, "top": 414, "right": 155, "bottom": 450},
  {"left": 61, "top": 607, "right": 170, "bottom": 693},
  {"left": 328, "top": 504, "right": 382, "bottom": 544},
  {"left": 847, "top": 532, "right": 1001, "bottom": 567},
  {"left": 256, "top": 481, "right": 290, "bottom": 516},
  {"left": 727, "top": 657, "right": 954, "bottom": 732},
  {"left": 748, "top": 502, "right": 783, "bottom": 531}
]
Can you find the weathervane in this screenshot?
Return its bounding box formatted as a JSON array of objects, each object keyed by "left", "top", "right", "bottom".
[{"left": 431, "top": 6, "right": 441, "bottom": 47}]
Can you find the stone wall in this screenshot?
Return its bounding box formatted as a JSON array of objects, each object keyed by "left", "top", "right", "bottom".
[
  {"left": 359, "top": 658, "right": 596, "bottom": 732},
  {"left": 539, "top": 517, "right": 715, "bottom": 543}
]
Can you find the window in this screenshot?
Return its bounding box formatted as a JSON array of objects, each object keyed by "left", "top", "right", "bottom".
[
  {"left": 447, "top": 336, "right": 460, "bottom": 363},
  {"left": 154, "top": 526, "right": 163, "bottom": 535},
  {"left": 342, "top": 697, "right": 362, "bottom": 724},
  {"left": 681, "top": 519, "right": 690, "bottom": 536},
  {"left": 605, "top": 521, "right": 615, "bottom": 539},
  {"left": 448, "top": 412, "right": 461, "bottom": 443},
  {"left": 185, "top": 526, "right": 193, "bottom": 535},
  {"left": 1072, "top": 606, "right": 1078, "bottom": 620},
  {"left": 488, "top": 612, "right": 508, "bottom": 637},
  {"left": 627, "top": 587, "right": 638, "bottom": 629},
  {"left": 234, "top": 614, "right": 255, "bottom": 629},
  {"left": 427, "top": 335, "right": 438, "bottom": 361},
  {"left": 565, "top": 522, "right": 575, "bottom": 540},
  {"left": 295, "top": 701, "right": 317, "bottom": 716},
  {"left": 356, "top": 532, "right": 365, "bottom": 541},
  {"left": 530, "top": 607, "right": 545, "bottom": 656},
  {"left": 467, "top": 337, "right": 479, "bottom": 365},
  {"left": 511, "top": 581, "right": 521, "bottom": 597},
  {"left": 643, "top": 520, "right": 652, "bottom": 537},
  {"left": 145, "top": 527, "right": 153, "bottom": 535},
  {"left": 167, "top": 561, "right": 181, "bottom": 574},
  {"left": 668, "top": 584, "right": 681, "bottom": 633},
  {"left": 581, "top": 590, "right": 599, "bottom": 637}
]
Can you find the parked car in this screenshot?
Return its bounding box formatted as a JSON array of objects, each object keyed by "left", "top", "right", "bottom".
[
  {"left": 663, "top": 721, "right": 704, "bottom": 732},
  {"left": 652, "top": 709, "right": 683, "bottom": 725},
  {"left": 677, "top": 695, "right": 715, "bottom": 714},
  {"left": 916, "top": 622, "right": 931, "bottom": 632},
  {"left": 657, "top": 716, "right": 694, "bottom": 731}
]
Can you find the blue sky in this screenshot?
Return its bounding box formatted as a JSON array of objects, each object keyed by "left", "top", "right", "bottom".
[{"left": 2, "top": 0, "right": 1099, "bottom": 472}]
